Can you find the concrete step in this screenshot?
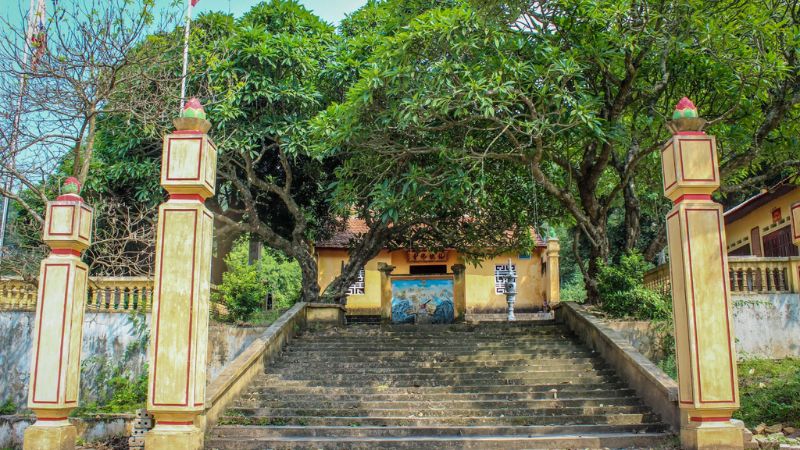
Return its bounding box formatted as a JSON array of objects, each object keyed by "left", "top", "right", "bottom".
[
  {"left": 236, "top": 388, "right": 640, "bottom": 402},
  {"left": 205, "top": 432, "right": 672, "bottom": 449},
  {"left": 466, "top": 313, "right": 554, "bottom": 322},
  {"left": 232, "top": 397, "right": 644, "bottom": 410},
  {"left": 225, "top": 405, "right": 653, "bottom": 418},
  {"left": 217, "top": 412, "right": 662, "bottom": 427},
  {"left": 279, "top": 350, "right": 597, "bottom": 360},
  {"left": 271, "top": 358, "right": 607, "bottom": 371},
  {"left": 288, "top": 342, "right": 583, "bottom": 350},
  {"left": 210, "top": 423, "right": 669, "bottom": 438},
  {"left": 241, "top": 382, "right": 630, "bottom": 395},
  {"left": 252, "top": 375, "right": 617, "bottom": 388},
  {"left": 270, "top": 362, "right": 606, "bottom": 374}
]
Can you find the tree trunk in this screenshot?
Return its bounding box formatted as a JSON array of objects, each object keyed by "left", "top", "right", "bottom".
[
  {"left": 211, "top": 229, "right": 237, "bottom": 285},
  {"left": 583, "top": 229, "right": 610, "bottom": 305},
  {"left": 295, "top": 246, "right": 321, "bottom": 304},
  {"left": 248, "top": 236, "right": 262, "bottom": 265},
  {"left": 622, "top": 181, "right": 641, "bottom": 251}
]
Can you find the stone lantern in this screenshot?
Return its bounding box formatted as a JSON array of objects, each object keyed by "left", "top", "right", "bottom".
[{"left": 503, "top": 259, "right": 517, "bottom": 321}]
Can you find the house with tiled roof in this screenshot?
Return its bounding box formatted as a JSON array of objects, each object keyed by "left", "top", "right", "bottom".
[{"left": 314, "top": 218, "right": 561, "bottom": 322}]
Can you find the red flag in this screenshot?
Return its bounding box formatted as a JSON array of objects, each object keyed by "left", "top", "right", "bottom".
[
  {"left": 191, "top": 0, "right": 200, "bottom": 6},
  {"left": 26, "top": 0, "right": 47, "bottom": 70}
]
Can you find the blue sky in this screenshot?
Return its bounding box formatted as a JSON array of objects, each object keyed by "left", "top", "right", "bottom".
[{"left": 1, "top": 0, "right": 369, "bottom": 29}]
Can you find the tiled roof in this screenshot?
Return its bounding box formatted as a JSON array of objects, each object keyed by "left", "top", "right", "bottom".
[
  {"left": 315, "top": 218, "right": 369, "bottom": 248},
  {"left": 314, "top": 218, "right": 547, "bottom": 249}
]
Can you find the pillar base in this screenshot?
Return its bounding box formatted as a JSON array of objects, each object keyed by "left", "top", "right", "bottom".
[
  {"left": 145, "top": 423, "right": 204, "bottom": 449},
  {"left": 23, "top": 420, "right": 76, "bottom": 450},
  {"left": 681, "top": 420, "right": 744, "bottom": 450}
]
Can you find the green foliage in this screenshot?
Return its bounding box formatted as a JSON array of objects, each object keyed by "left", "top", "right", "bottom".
[
  {"left": 0, "top": 400, "right": 17, "bottom": 415},
  {"left": 656, "top": 331, "right": 678, "bottom": 380},
  {"left": 75, "top": 369, "right": 148, "bottom": 415},
  {"left": 217, "top": 237, "right": 301, "bottom": 322},
  {"left": 560, "top": 271, "right": 587, "bottom": 303},
  {"left": 74, "top": 312, "right": 150, "bottom": 415},
  {"left": 596, "top": 251, "right": 671, "bottom": 321},
  {"left": 735, "top": 358, "right": 800, "bottom": 429}
]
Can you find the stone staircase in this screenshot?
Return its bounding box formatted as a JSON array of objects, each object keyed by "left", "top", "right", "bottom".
[{"left": 206, "top": 321, "right": 674, "bottom": 449}]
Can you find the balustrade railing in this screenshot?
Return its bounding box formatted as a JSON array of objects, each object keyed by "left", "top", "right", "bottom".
[
  {"left": 0, "top": 277, "right": 153, "bottom": 312},
  {"left": 0, "top": 277, "right": 226, "bottom": 314},
  {"left": 643, "top": 257, "right": 800, "bottom": 295}
]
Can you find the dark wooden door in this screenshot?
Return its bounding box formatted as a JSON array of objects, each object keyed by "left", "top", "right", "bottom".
[
  {"left": 763, "top": 226, "right": 800, "bottom": 257},
  {"left": 751, "top": 227, "right": 763, "bottom": 257}
]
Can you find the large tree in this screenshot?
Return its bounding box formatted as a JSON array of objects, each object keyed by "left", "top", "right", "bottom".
[
  {"left": 320, "top": 0, "right": 800, "bottom": 301},
  {"left": 84, "top": 0, "right": 538, "bottom": 302}
]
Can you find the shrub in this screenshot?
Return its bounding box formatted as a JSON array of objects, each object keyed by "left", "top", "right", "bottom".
[
  {"left": 217, "top": 237, "right": 301, "bottom": 322},
  {"left": 560, "top": 271, "right": 587, "bottom": 303},
  {"left": 597, "top": 251, "right": 671, "bottom": 321},
  {"left": 0, "top": 399, "right": 16, "bottom": 415}
]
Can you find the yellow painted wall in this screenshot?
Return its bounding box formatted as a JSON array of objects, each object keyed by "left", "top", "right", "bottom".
[
  {"left": 463, "top": 252, "right": 546, "bottom": 314},
  {"left": 316, "top": 248, "right": 547, "bottom": 316},
  {"left": 316, "top": 249, "right": 390, "bottom": 315},
  {"left": 726, "top": 189, "right": 800, "bottom": 255}
]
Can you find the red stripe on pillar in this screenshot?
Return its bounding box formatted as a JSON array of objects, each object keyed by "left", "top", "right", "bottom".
[
  {"left": 50, "top": 249, "right": 81, "bottom": 257},
  {"left": 673, "top": 194, "right": 712, "bottom": 205},
  {"left": 169, "top": 194, "right": 205, "bottom": 202},
  {"left": 690, "top": 417, "right": 731, "bottom": 422}
]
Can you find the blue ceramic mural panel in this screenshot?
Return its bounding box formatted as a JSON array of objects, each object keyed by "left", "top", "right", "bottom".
[{"left": 391, "top": 278, "right": 455, "bottom": 324}]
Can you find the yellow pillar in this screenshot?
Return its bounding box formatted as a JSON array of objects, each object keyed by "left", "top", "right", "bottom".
[
  {"left": 451, "top": 264, "right": 466, "bottom": 321},
  {"left": 791, "top": 201, "right": 800, "bottom": 293},
  {"left": 661, "top": 98, "right": 742, "bottom": 449},
  {"left": 145, "top": 99, "right": 216, "bottom": 449},
  {"left": 545, "top": 238, "right": 560, "bottom": 307},
  {"left": 24, "top": 178, "right": 92, "bottom": 450},
  {"left": 378, "top": 263, "right": 395, "bottom": 322}
]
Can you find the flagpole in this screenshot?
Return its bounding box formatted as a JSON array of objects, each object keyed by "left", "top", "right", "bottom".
[
  {"left": 180, "top": 0, "right": 193, "bottom": 109},
  {"left": 0, "top": 0, "right": 37, "bottom": 256}
]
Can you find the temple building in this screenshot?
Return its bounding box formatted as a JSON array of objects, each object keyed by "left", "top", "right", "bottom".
[
  {"left": 314, "top": 219, "right": 561, "bottom": 322},
  {"left": 725, "top": 179, "right": 800, "bottom": 257}
]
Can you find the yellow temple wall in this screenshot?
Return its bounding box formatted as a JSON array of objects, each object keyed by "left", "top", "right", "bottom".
[
  {"left": 316, "top": 248, "right": 547, "bottom": 316},
  {"left": 463, "top": 251, "right": 546, "bottom": 314},
  {"left": 726, "top": 188, "right": 800, "bottom": 254}
]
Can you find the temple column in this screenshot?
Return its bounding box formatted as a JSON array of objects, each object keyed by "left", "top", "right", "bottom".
[
  {"left": 544, "top": 238, "right": 560, "bottom": 308},
  {"left": 451, "top": 264, "right": 466, "bottom": 321},
  {"left": 661, "top": 98, "right": 742, "bottom": 449},
  {"left": 378, "top": 263, "right": 395, "bottom": 322},
  {"left": 791, "top": 202, "right": 800, "bottom": 292},
  {"left": 23, "top": 178, "right": 92, "bottom": 450},
  {"left": 145, "top": 99, "right": 216, "bottom": 449}
]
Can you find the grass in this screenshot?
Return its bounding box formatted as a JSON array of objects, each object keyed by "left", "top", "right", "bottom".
[{"left": 734, "top": 358, "right": 800, "bottom": 429}]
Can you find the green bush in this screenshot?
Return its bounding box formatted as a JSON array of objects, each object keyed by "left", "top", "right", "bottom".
[
  {"left": 560, "top": 271, "right": 587, "bottom": 303},
  {"left": 218, "top": 238, "right": 302, "bottom": 322},
  {"left": 0, "top": 399, "right": 16, "bottom": 415},
  {"left": 597, "top": 251, "right": 671, "bottom": 321}
]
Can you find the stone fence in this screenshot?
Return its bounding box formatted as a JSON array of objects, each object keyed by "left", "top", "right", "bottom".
[{"left": 644, "top": 256, "right": 800, "bottom": 295}]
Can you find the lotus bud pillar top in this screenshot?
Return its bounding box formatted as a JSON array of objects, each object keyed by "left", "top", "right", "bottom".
[
  {"left": 661, "top": 98, "right": 743, "bottom": 449},
  {"left": 145, "top": 98, "right": 216, "bottom": 449},
  {"left": 24, "top": 178, "right": 92, "bottom": 450}
]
